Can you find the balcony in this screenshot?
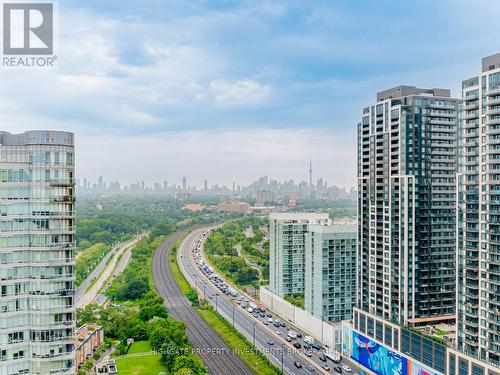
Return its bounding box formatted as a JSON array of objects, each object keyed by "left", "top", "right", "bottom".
[{"left": 49, "top": 180, "right": 75, "bottom": 188}]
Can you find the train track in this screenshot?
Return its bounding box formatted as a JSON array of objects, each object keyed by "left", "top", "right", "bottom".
[{"left": 152, "top": 232, "right": 254, "bottom": 375}]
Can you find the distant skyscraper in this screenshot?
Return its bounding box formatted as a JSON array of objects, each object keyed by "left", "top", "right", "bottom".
[
  {"left": 309, "top": 159, "right": 313, "bottom": 189},
  {"left": 457, "top": 53, "right": 500, "bottom": 365},
  {"left": 204, "top": 179, "right": 208, "bottom": 192},
  {"left": 98, "top": 175, "right": 104, "bottom": 192},
  {"left": 269, "top": 213, "right": 328, "bottom": 297},
  {"left": 182, "top": 176, "right": 187, "bottom": 191},
  {"left": 0, "top": 131, "right": 76, "bottom": 374},
  {"left": 358, "top": 86, "right": 459, "bottom": 325}
]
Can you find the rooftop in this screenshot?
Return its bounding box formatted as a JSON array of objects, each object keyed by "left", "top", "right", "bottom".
[
  {"left": 482, "top": 52, "right": 500, "bottom": 72},
  {"left": 376, "top": 85, "right": 451, "bottom": 101},
  {"left": 0, "top": 130, "right": 74, "bottom": 146}
]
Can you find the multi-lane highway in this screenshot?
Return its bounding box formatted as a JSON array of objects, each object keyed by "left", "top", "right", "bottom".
[
  {"left": 179, "top": 228, "right": 363, "bottom": 375},
  {"left": 152, "top": 232, "right": 254, "bottom": 375},
  {"left": 76, "top": 235, "right": 143, "bottom": 307}
]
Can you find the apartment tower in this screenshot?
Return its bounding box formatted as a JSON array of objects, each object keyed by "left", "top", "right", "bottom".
[
  {"left": 0, "top": 131, "right": 76, "bottom": 374},
  {"left": 457, "top": 53, "right": 500, "bottom": 366},
  {"left": 269, "top": 213, "right": 328, "bottom": 297},
  {"left": 357, "top": 86, "right": 459, "bottom": 325},
  {"left": 304, "top": 222, "right": 357, "bottom": 322}
]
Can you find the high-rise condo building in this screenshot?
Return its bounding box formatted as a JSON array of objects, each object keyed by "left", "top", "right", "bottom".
[
  {"left": 457, "top": 53, "right": 500, "bottom": 366},
  {"left": 0, "top": 131, "right": 76, "bottom": 375},
  {"left": 357, "top": 86, "right": 459, "bottom": 325},
  {"left": 269, "top": 213, "right": 328, "bottom": 297},
  {"left": 304, "top": 221, "right": 357, "bottom": 322}
]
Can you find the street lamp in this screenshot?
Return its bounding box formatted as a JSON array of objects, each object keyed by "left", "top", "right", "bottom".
[
  {"left": 253, "top": 321, "right": 257, "bottom": 347},
  {"left": 232, "top": 304, "right": 235, "bottom": 327},
  {"left": 281, "top": 343, "right": 285, "bottom": 374}
]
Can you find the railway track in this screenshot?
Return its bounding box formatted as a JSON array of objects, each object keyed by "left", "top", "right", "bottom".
[{"left": 152, "top": 232, "right": 254, "bottom": 375}]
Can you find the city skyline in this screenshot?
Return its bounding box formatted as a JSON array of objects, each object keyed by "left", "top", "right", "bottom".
[
  {"left": 1, "top": 1, "right": 499, "bottom": 187},
  {"left": 76, "top": 170, "right": 357, "bottom": 194}
]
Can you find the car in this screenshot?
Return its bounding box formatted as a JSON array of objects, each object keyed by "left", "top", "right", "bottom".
[
  {"left": 267, "top": 318, "right": 273, "bottom": 323},
  {"left": 311, "top": 344, "right": 321, "bottom": 351},
  {"left": 303, "top": 344, "right": 311, "bottom": 350},
  {"left": 293, "top": 361, "right": 303, "bottom": 369},
  {"left": 322, "top": 365, "right": 331, "bottom": 371},
  {"left": 305, "top": 350, "right": 312, "bottom": 357},
  {"left": 342, "top": 366, "right": 352, "bottom": 373},
  {"left": 275, "top": 331, "right": 281, "bottom": 335},
  {"left": 286, "top": 337, "right": 292, "bottom": 342},
  {"left": 235, "top": 300, "right": 241, "bottom": 305},
  {"left": 307, "top": 365, "right": 315, "bottom": 372},
  {"left": 279, "top": 322, "right": 286, "bottom": 327},
  {"left": 263, "top": 321, "right": 268, "bottom": 325},
  {"left": 319, "top": 355, "right": 327, "bottom": 362},
  {"left": 267, "top": 340, "right": 274, "bottom": 345},
  {"left": 297, "top": 333, "right": 302, "bottom": 338},
  {"left": 260, "top": 313, "right": 265, "bottom": 317},
  {"left": 293, "top": 342, "right": 301, "bottom": 349},
  {"left": 208, "top": 295, "right": 213, "bottom": 299},
  {"left": 274, "top": 322, "right": 280, "bottom": 327},
  {"left": 334, "top": 366, "right": 343, "bottom": 373},
  {"left": 267, "top": 313, "right": 272, "bottom": 317}
]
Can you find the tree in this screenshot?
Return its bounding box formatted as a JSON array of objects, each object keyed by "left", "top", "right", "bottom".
[
  {"left": 139, "top": 303, "right": 168, "bottom": 322},
  {"left": 173, "top": 354, "right": 207, "bottom": 374},
  {"left": 120, "top": 277, "right": 149, "bottom": 300}
]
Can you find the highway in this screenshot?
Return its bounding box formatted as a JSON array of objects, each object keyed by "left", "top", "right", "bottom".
[
  {"left": 93, "top": 240, "right": 135, "bottom": 305},
  {"left": 152, "top": 232, "right": 254, "bottom": 375},
  {"left": 76, "top": 235, "right": 143, "bottom": 308},
  {"left": 179, "top": 228, "right": 363, "bottom": 375}
]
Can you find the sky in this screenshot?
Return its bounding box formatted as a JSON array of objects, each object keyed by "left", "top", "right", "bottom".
[{"left": 1, "top": 0, "right": 500, "bottom": 189}]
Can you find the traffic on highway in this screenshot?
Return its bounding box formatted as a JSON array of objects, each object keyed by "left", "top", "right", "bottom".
[{"left": 179, "top": 228, "right": 365, "bottom": 375}]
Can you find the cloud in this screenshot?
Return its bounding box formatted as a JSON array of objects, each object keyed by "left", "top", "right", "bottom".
[
  {"left": 1, "top": 0, "right": 500, "bottom": 188},
  {"left": 76, "top": 127, "right": 356, "bottom": 188},
  {"left": 210, "top": 79, "right": 271, "bottom": 106}
]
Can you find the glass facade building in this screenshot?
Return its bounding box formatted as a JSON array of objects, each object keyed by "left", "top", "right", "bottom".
[
  {"left": 357, "top": 86, "right": 459, "bottom": 325},
  {"left": 269, "top": 213, "right": 328, "bottom": 297},
  {"left": 304, "top": 223, "right": 357, "bottom": 322},
  {"left": 0, "top": 131, "right": 75, "bottom": 374},
  {"left": 457, "top": 53, "right": 500, "bottom": 366}
]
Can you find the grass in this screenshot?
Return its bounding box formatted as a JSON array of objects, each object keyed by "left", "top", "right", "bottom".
[
  {"left": 76, "top": 243, "right": 110, "bottom": 286},
  {"left": 115, "top": 354, "right": 168, "bottom": 375},
  {"left": 167, "top": 236, "right": 282, "bottom": 375},
  {"left": 196, "top": 307, "right": 282, "bottom": 375},
  {"left": 168, "top": 239, "right": 193, "bottom": 296},
  {"left": 128, "top": 341, "right": 152, "bottom": 354}
]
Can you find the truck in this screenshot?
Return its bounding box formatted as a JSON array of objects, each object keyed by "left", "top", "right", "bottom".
[{"left": 324, "top": 348, "right": 341, "bottom": 363}]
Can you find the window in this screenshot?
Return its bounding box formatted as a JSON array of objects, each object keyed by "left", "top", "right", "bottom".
[
  {"left": 459, "top": 359, "right": 469, "bottom": 375},
  {"left": 449, "top": 353, "right": 456, "bottom": 375}
]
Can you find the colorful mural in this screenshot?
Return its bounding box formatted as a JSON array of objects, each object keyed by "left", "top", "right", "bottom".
[
  {"left": 351, "top": 331, "right": 408, "bottom": 375},
  {"left": 408, "top": 360, "right": 438, "bottom": 375},
  {"left": 342, "top": 323, "right": 352, "bottom": 356}
]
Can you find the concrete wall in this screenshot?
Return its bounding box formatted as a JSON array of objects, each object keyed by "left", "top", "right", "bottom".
[{"left": 260, "top": 286, "right": 342, "bottom": 349}]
